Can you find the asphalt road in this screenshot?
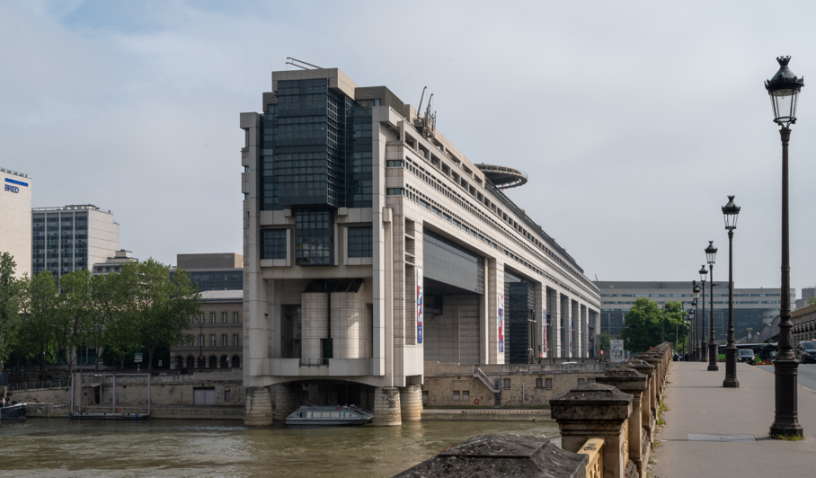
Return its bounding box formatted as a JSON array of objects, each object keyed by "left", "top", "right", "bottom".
[{"left": 757, "top": 363, "right": 816, "bottom": 392}]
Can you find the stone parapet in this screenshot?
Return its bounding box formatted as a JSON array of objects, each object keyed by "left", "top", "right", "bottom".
[
  {"left": 595, "top": 367, "right": 648, "bottom": 477},
  {"left": 550, "top": 383, "right": 633, "bottom": 478}
]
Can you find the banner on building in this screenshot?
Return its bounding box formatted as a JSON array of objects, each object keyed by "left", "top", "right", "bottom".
[
  {"left": 417, "top": 268, "right": 424, "bottom": 345},
  {"left": 569, "top": 315, "right": 573, "bottom": 354},
  {"left": 610, "top": 339, "right": 625, "bottom": 363},
  {"left": 498, "top": 294, "right": 505, "bottom": 354},
  {"left": 542, "top": 308, "right": 547, "bottom": 355}
]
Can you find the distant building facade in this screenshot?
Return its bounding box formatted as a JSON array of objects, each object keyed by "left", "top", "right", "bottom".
[
  {"left": 795, "top": 287, "right": 816, "bottom": 310},
  {"left": 170, "top": 290, "right": 243, "bottom": 370},
  {"left": 596, "top": 280, "right": 795, "bottom": 341},
  {"left": 793, "top": 303, "right": 816, "bottom": 344},
  {"left": 32, "top": 204, "right": 120, "bottom": 279},
  {"left": 0, "top": 167, "right": 32, "bottom": 278},
  {"left": 176, "top": 253, "right": 243, "bottom": 292},
  {"left": 92, "top": 249, "right": 138, "bottom": 275}
]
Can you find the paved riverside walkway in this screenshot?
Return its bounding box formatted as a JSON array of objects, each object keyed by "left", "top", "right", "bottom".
[{"left": 651, "top": 361, "right": 816, "bottom": 478}]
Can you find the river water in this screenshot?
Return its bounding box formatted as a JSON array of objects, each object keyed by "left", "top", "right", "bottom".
[{"left": 0, "top": 419, "right": 559, "bottom": 477}]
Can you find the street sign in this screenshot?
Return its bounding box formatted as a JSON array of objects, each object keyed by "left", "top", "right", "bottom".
[{"left": 134, "top": 353, "right": 143, "bottom": 363}]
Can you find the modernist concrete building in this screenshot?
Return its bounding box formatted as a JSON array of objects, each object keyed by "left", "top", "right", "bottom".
[
  {"left": 32, "top": 204, "right": 120, "bottom": 279},
  {"left": 177, "top": 253, "right": 243, "bottom": 292},
  {"left": 596, "top": 281, "right": 796, "bottom": 341},
  {"left": 0, "top": 167, "right": 32, "bottom": 278},
  {"left": 170, "top": 289, "right": 243, "bottom": 370},
  {"left": 240, "top": 67, "right": 600, "bottom": 425}
]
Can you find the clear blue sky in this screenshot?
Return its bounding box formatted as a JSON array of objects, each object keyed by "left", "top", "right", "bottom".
[{"left": 3, "top": 0, "right": 816, "bottom": 293}]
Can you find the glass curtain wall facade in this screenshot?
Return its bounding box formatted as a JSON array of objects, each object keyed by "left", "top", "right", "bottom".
[
  {"left": 505, "top": 271, "right": 535, "bottom": 364},
  {"left": 260, "top": 78, "right": 373, "bottom": 211},
  {"left": 32, "top": 211, "right": 88, "bottom": 278},
  {"left": 423, "top": 231, "right": 484, "bottom": 294}
]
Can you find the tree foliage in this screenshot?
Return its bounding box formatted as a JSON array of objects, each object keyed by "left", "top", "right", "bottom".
[
  {"left": 621, "top": 298, "right": 688, "bottom": 353},
  {"left": 18, "top": 270, "right": 60, "bottom": 370},
  {"left": 0, "top": 252, "right": 21, "bottom": 367},
  {"left": 120, "top": 259, "right": 200, "bottom": 372}
]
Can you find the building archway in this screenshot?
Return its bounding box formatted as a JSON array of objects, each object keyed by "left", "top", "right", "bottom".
[
  {"left": 186, "top": 356, "right": 195, "bottom": 369},
  {"left": 220, "top": 355, "right": 229, "bottom": 368},
  {"left": 175, "top": 356, "right": 184, "bottom": 369},
  {"left": 231, "top": 355, "right": 241, "bottom": 368},
  {"left": 209, "top": 356, "right": 218, "bottom": 369},
  {"left": 198, "top": 356, "right": 206, "bottom": 369}
]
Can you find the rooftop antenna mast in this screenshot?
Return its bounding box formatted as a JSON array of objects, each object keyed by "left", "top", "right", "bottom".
[{"left": 285, "top": 57, "right": 324, "bottom": 70}]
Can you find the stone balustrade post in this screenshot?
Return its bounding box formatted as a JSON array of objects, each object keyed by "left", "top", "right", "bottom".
[
  {"left": 551, "top": 383, "right": 634, "bottom": 478},
  {"left": 595, "top": 367, "right": 649, "bottom": 477},
  {"left": 627, "top": 360, "right": 656, "bottom": 444}
]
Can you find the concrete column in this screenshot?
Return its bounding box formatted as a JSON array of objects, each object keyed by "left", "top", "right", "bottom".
[
  {"left": 399, "top": 384, "right": 422, "bottom": 422},
  {"left": 551, "top": 383, "right": 634, "bottom": 478},
  {"left": 596, "top": 367, "right": 649, "bottom": 477},
  {"left": 572, "top": 300, "right": 580, "bottom": 358},
  {"left": 244, "top": 387, "right": 274, "bottom": 426},
  {"left": 561, "top": 294, "right": 571, "bottom": 358},
  {"left": 550, "top": 288, "right": 561, "bottom": 359},
  {"left": 274, "top": 382, "right": 299, "bottom": 422},
  {"left": 373, "top": 386, "right": 401, "bottom": 426}
]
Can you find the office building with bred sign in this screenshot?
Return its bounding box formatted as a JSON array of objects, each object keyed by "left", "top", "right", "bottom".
[
  {"left": 240, "top": 65, "right": 600, "bottom": 425},
  {"left": 0, "top": 167, "right": 32, "bottom": 278}
]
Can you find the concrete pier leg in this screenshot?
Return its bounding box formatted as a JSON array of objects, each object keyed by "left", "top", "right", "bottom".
[
  {"left": 373, "top": 387, "right": 401, "bottom": 426},
  {"left": 399, "top": 385, "right": 422, "bottom": 422},
  {"left": 244, "top": 387, "right": 274, "bottom": 426},
  {"left": 275, "top": 383, "right": 299, "bottom": 422}
]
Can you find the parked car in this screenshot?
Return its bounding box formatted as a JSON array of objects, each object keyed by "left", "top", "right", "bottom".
[
  {"left": 738, "top": 348, "right": 755, "bottom": 364},
  {"left": 797, "top": 341, "right": 816, "bottom": 364}
]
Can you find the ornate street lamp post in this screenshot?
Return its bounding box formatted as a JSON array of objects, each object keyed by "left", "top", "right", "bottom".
[
  {"left": 706, "top": 241, "right": 719, "bottom": 371},
  {"left": 766, "top": 56, "right": 804, "bottom": 437},
  {"left": 699, "top": 266, "right": 708, "bottom": 362},
  {"left": 722, "top": 197, "right": 740, "bottom": 386},
  {"left": 692, "top": 282, "right": 700, "bottom": 360}
]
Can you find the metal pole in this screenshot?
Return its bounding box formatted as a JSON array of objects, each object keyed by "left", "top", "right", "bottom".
[
  {"left": 771, "top": 126, "right": 803, "bottom": 436},
  {"left": 724, "top": 233, "right": 738, "bottom": 385},
  {"left": 709, "top": 265, "right": 719, "bottom": 371},
  {"left": 700, "top": 276, "right": 707, "bottom": 362},
  {"left": 695, "top": 298, "right": 700, "bottom": 361}
]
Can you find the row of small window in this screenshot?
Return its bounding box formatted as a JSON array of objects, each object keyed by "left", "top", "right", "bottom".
[
  {"left": 187, "top": 334, "right": 240, "bottom": 347},
  {"left": 190, "top": 312, "right": 241, "bottom": 324}
]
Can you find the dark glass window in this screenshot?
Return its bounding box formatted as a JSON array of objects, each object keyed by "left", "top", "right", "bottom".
[
  {"left": 295, "top": 209, "right": 334, "bottom": 266},
  {"left": 261, "top": 229, "right": 287, "bottom": 260},
  {"left": 423, "top": 231, "right": 484, "bottom": 294},
  {"left": 347, "top": 227, "right": 372, "bottom": 258},
  {"left": 185, "top": 270, "right": 243, "bottom": 292}
]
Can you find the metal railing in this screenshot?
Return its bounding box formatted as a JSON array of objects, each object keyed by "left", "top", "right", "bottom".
[
  {"left": 7, "top": 380, "right": 71, "bottom": 391},
  {"left": 472, "top": 366, "right": 499, "bottom": 393}
]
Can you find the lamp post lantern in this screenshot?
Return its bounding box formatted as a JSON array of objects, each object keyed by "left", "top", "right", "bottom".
[
  {"left": 706, "top": 241, "right": 719, "bottom": 371},
  {"left": 722, "top": 198, "right": 740, "bottom": 386},
  {"left": 766, "top": 56, "right": 804, "bottom": 437},
  {"left": 698, "top": 266, "right": 708, "bottom": 362}
]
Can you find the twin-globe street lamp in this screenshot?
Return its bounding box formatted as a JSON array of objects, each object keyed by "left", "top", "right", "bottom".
[
  {"left": 766, "top": 56, "right": 804, "bottom": 437},
  {"left": 705, "top": 241, "right": 719, "bottom": 371},
  {"left": 692, "top": 282, "right": 700, "bottom": 360}
]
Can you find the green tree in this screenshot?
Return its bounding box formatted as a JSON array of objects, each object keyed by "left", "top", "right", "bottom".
[
  {"left": 0, "top": 252, "right": 21, "bottom": 368},
  {"left": 621, "top": 298, "right": 688, "bottom": 353},
  {"left": 121, "top": 260, "right": 200, "bottom": 372},
  {"left": 808, "top": 296, "right": 816, "bottom": 306},
  {"left": 57, "top": 270, "right": 97, "bottom": 375},
  {"left": 18, "top": 270, "right": 60, "bottom": 371},
  {"left": 94, "top": 272, "right": 135, "bottom": 370}
]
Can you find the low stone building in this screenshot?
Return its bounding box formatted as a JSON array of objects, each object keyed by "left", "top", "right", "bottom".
[
  {"left": 423, "top": 362, "right": 605, "bottom": 408},
  {"left": 793, "top": 303, "right": 816, "bottom": 343},
  {"left": 170, "top": 290, "right": 244, "bottom": 371}
]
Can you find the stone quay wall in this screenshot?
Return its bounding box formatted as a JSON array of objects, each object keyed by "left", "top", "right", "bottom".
[{"left": 423, "top": 361, "right": 607, "bottom": 408}]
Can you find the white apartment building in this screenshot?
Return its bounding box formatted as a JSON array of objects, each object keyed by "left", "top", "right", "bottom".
[{"left": 0, "top": 167, "right": 32, "bottom": 278}]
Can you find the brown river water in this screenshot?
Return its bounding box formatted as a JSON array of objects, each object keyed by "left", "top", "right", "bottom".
[{"left": 0, "top": 418, "right": 560, "bottom": 477}]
